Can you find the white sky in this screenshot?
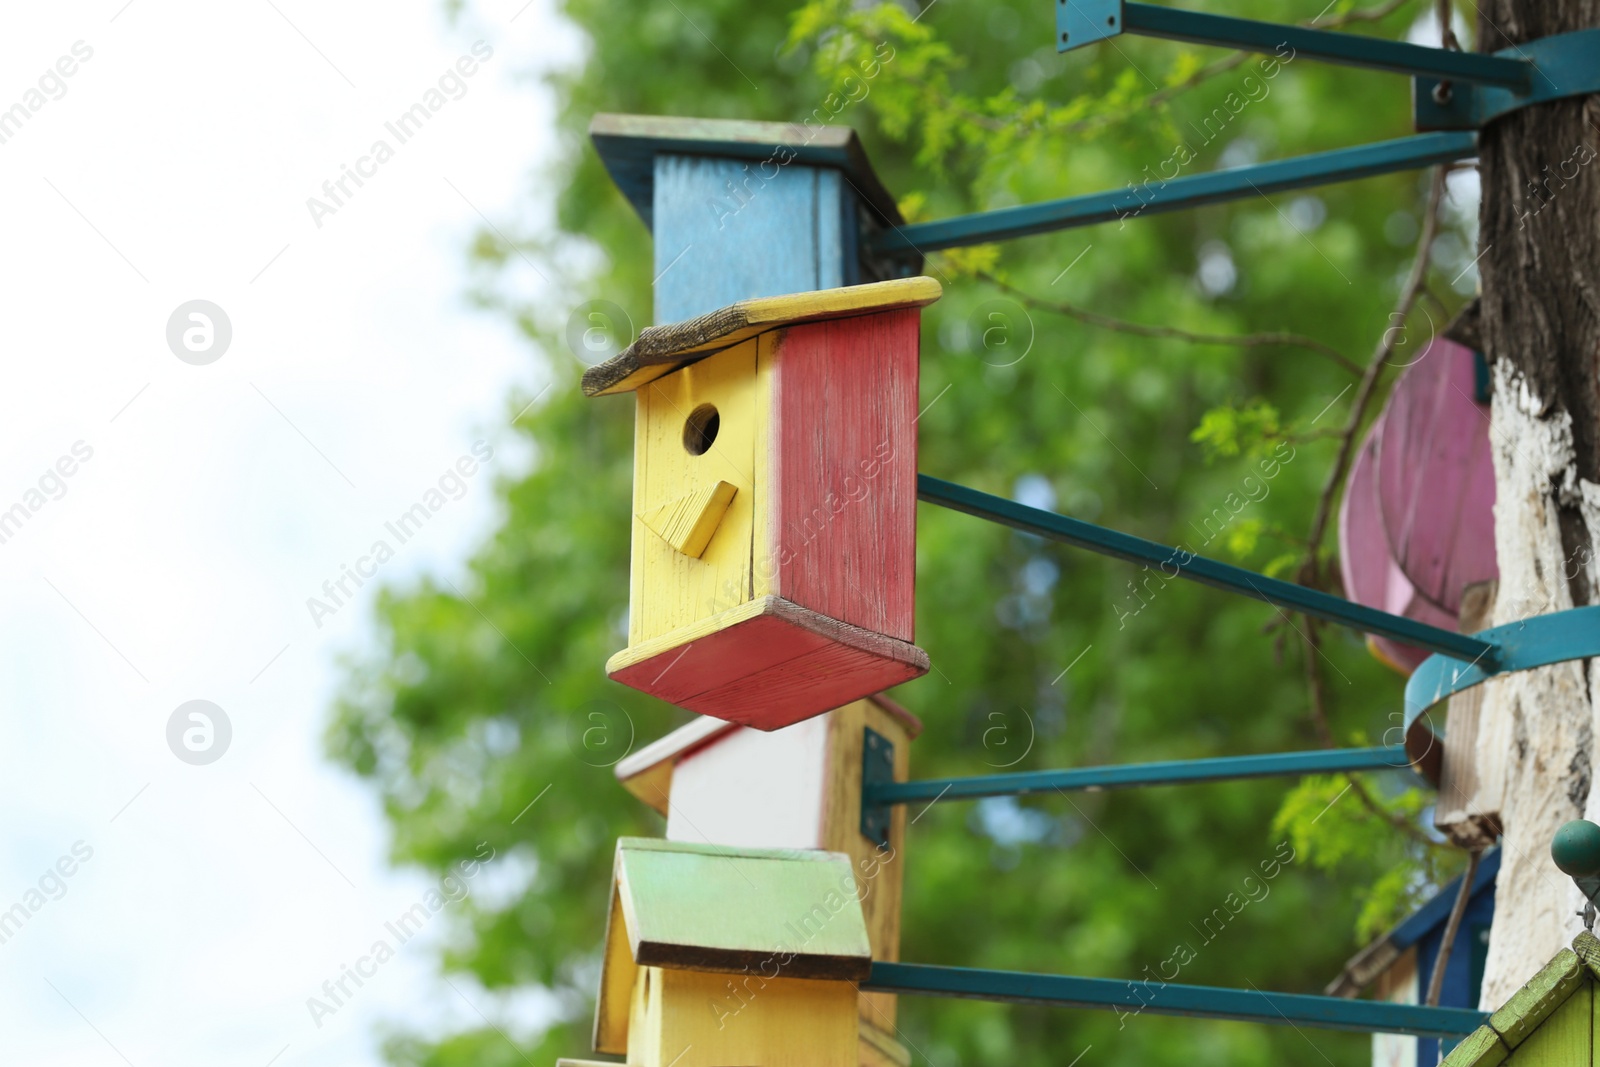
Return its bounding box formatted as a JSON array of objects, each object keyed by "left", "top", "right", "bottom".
[{"left": 0, "top": 1, "right": 582, "bottom": 1064}]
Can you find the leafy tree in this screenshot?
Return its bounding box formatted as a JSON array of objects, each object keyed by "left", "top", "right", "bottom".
[{"left": 328, "top": 0, "right": 1482, "bottom": 1063}]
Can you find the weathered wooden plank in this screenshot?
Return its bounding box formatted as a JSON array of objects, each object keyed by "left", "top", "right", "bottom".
[
  {"left": 1435, "top": 580, "right": 1504, "bottom": 847},
  {"left": 1574, "top": 932, "right": 1600, "bottom": 978},
  {"left": 589, "top": 112, "right": 905, "bottom": 232},
  {"left": 582, "top": 276, "right": 940, "bottom": 396},
  {"left": 606, "top": 596, "right": 928, "bottom": 731},
  {"left": 819, "top": 698, "right": 919, "bottom": 1029},
  {"left": 770, "top": 310, "right": 920, "bottom": 640},
  {"left": 1505, "top": 976, "right": 1589, "bottom": 1066},
  {"left": 629, "top": 340, "right": 757, "bottom": 646},
  {"left": 1440, "top": 1024, "right": 1510, "bottom": 1067},
  {"left": 653, "top": 155, "right": 843, "bottom": 323},
  {"left": 1489, "top": 948, "right": 1585, "bottom": 1049}
]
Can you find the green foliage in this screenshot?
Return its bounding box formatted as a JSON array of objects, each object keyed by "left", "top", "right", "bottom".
[
  {"left": 1274, "top": 774, "right": 1466, "bottom": 942},
  {"left": 1190, "top": 399, "right": 1285, "bottom": 463},
  {"left": 327, "top": 0, "right": 1482, "bottom": 1062}
]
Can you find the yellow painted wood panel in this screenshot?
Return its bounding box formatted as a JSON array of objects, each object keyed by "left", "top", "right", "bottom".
[
  {"left": 627, "top": 966, "right": 665, "bottom": 1067},
  {"left": 635, "top": 967, "right": 859, "bottom": 1067},
  {"left": 752, "top": 329, "right": 779, "bottom": 600},
  {"left": 637, "top": 480, "right": 738, "bottom": 558},
  {"left": 819, "top": 699, "right": 912, "bottom": 1030},
  {"left": 596, "top": 891, "right": 638, "bottom": 1055},
  {"left": 1505, "top": 979, "right": 1590, "bottom": 1066},
  {"left": 630, "top": 341, "right": 759, "bottom": 645}
]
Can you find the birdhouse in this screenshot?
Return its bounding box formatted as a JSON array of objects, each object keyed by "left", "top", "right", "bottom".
[
  {"left": 582, "top": 278, "right": 941, "bottom": 730},
  {"left": 613, "top": 694, "right": 920, "bottom": 1059},
  {"left": 580, "top": 837, "right": 874, "bottom": 1067},
  {"left": 1326, "top": 849, "right": 1498, "bottom": 1067},
  {"left": 1338, "top": 339, "right": 1497, "bottom": 676},
  {"left": 1438, "top": 930, "right": 1600, "bottom": 1067}
]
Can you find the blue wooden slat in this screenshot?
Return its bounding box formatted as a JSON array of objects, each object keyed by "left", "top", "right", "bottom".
[
  {"left": 869, "top": 132, "right": 1477, "bottom": 255},
  {"left": 1057, "top": 0, "right": 1531, "bottom": 88},
  {"left": 864, "top": 745, "right": 1410, "bottom": 806},
  {"left": 652, "top": 154, "right": 850, "bottom": 321},
  {"left": 917, "top": 473, "right": 1499, "bottom": 663},
  {"left": 864, "top": 962, "right": 1489, "bottom": 1036},
  {"left": 1388, "top": 848, "right": 1500, "bottom": 952}
]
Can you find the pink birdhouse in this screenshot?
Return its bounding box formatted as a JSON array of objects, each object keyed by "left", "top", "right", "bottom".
[{"left": 1339, "top": 339, "right": 1499, "bottom": 673}]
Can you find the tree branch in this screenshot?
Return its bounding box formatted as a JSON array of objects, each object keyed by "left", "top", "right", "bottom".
[
  {"left": 1301, "top": 618, "right": 1450, "bottom": 850},
  {"left": 975, "top": 270, "right": 1364, "bottom": 376},
  {"left": 1298, "top": 164, "right": 1449, "bottom": 589},
  {"left": 1425, "top": 849, "right": 1482, "bottom": 1006}
]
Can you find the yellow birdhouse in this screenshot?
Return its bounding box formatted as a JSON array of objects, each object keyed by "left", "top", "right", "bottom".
[
  {"left": 581, "top": 277, "right": 942, "bottom": 731},
  {"left": 573, "top": 837, "right": 875, "bottom": 1067}
]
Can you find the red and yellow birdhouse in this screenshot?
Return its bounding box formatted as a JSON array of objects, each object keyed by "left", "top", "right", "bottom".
[{"left": 582, "top": 277, "right": 940, "bottom": 730}]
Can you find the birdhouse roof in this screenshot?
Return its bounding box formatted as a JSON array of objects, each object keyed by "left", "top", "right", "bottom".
[
  {"left": 589, "top": 112, "right": 904, "bottom": 233},
  {"left": 1326, "top": 848, "right": 1500, "bottom": 997},
  {"left": 593, "top": 837, "right": 873, "bottom": 1054},
  {"left": 1442, "top": 931, "right": 1600, "bottom": 1067},
  {"left": 614, "top": 695, "right": 922, "bottom": 815},
  {"left": 580, "top": 276, "right": 942, "bottom": 397}
]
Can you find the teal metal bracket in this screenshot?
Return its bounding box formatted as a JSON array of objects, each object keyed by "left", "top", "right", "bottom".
[
  {"left": 860, "top": 727, "right": 896, "bottom": 849},
  {"left": 863, "top": 24, "right": 1597, "bottom": 256},
  {"left": 918, "top": 473, "right": 1498, "bottom": 663},
  {"left": 863, "top": 745, "right": 1410, "bottom": 813},
  {"left": 1415, "top": 29, "right": 1600, "bottom": 130},
  {"left": 1403, "top": 605, "right": 1600, "bottom": 732},
  {"left": 867, "top": 131, "right": 1476, "bottom": 255},
  {"left": 865, "top": 961, "right": 1489, "bottom": 1036},
  {"left": 1058, "top": 0, "right": 1531, "bottom": 90}
]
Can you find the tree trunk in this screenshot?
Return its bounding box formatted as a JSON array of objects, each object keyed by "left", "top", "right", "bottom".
[{"left": 1474, "top": 0, "right": 1600, "bottom": 1009}]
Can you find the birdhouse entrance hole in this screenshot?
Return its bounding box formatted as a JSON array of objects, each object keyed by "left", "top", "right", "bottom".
[{"left": 683, "top": 405, "right": 719, "bottom": 455}]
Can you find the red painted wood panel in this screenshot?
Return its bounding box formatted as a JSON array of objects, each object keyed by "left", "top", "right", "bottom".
[
  {"left": 768, "top": 310, "right": 920, "bottom": 642},
  {"left": 607, "top": 596, "right": 928, "bottom": 730},
  {"left": 694, "top": 641, "right": 926, "bottom": 729}
]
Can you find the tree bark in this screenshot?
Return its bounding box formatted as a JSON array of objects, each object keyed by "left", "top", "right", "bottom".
[{"left": 1474, "top": 0, "right": 1600, "bottom": 1009}]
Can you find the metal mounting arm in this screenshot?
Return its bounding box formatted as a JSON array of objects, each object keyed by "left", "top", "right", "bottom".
[
  {"left": 866, "top": 745, "right": 1410, "bottom": 807},
  {"left": 917, "top": 474, "right": 1499, "bottom": 664},
  {"left": 866, "top": 961, "right": 1489, "bottom": 1036},
  {"left": 867, "top": 131, "right": 1476, "bottom": 255},
  {"left": 1058, "top": 0, "right": 1532, "bottom": 90}
]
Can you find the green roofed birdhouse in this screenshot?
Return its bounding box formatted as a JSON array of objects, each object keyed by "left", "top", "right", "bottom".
[
  {"left": 581, "top": 278, "right": 940, "bottom": 730},
  {"left": 583, "top": 837, "right": 873, "bottom": 1067},
  {"left": 1440, "top": 931, "right": 1600, "bottom": 1067}
]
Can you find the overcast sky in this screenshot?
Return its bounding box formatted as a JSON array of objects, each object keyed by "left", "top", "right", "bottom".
[{"left": 0, "top": 2, "right": 578, "bottom": 1064}]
